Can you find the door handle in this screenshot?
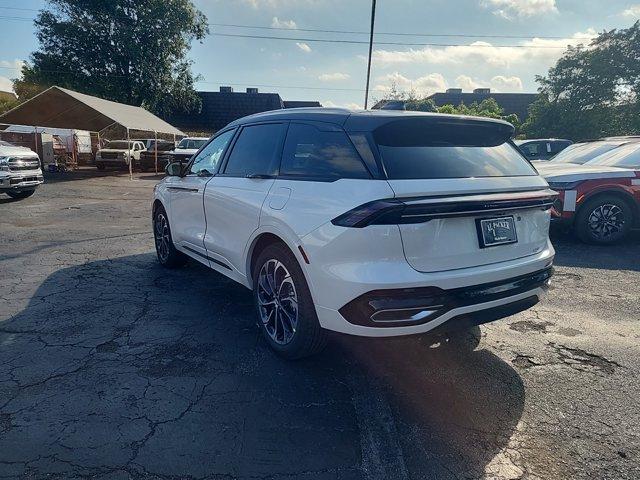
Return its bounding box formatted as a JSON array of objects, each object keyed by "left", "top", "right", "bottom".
[
  {"left": 246, "top": 174, "right": 274, "bottom": 179},
  {"left": 167, "top": 186, "right": 199, "bottom": 193}
]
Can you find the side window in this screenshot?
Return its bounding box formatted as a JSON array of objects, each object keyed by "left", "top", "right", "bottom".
[
  {"left": 224, "top": 124, "right": 285, "bottom": 177},
  {"left": 189, "top": 130, "right": 234, "bottom": 175},
  {"left": 280, "top": 123, "right": 370, "bottom": 179}
]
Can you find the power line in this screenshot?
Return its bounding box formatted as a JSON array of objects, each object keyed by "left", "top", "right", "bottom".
[
  {"left": 0, "top": 66, "right": 365, "bottom": 92},
  {"left": 0, "top": 6, "right": 595, "bottom": 42},
  {"left": 210, "top": 22, "right": 594, "bottom": 41},
  {"left": 211, "top": 32, "right": 576, "bottom": 49}
]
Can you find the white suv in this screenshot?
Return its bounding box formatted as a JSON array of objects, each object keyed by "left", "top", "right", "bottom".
[{"left": 152, "top": 109, "right": 555, "bottom": 358}]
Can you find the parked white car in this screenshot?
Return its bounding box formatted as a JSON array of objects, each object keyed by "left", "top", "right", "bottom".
[
  {"left": 95, "top": 140, "right": 146, "bottom": 170},
  {"left": 168, "top": 137, "right": 208, "bottom": 164},
  {"left": 0, "top": 140, "right": 44, "bottom": 199},
  {"left": 152, "top": 109, "right": 555, "bottom": 358}
]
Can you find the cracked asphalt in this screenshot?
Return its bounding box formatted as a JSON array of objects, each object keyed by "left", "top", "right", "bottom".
[{"left": 1, "top": 170, "right": 639, "bottom": 480}]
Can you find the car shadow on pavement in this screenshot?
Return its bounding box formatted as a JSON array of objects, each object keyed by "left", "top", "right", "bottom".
[
  {"left": 0, "top": 254, "right": 524, "bottom": 479},
  {"left": 551, "top": 228, "right": 640, "bottom": 272}
]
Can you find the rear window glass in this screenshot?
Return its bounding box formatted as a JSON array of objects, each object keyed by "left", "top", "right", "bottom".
[
  {"left": 378, "top": 144, "right": 536, "bottom": 179},
  {"left": 550, "top": 142, "right": 621, "bottom": 164},
  {"left": 281, "top": 123, "right": 370, "bottom": 179},
  {"left": 372, "top": 117, "right": 534, "bottom": 179}
]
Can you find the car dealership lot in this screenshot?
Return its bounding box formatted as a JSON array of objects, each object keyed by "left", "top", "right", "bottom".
[{"left": 1, "top": 172, "right": 639, "bottom": 480}]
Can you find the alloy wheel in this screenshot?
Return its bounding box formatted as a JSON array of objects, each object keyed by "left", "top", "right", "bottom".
[
  {"left": 256, "top": 259, "right": 299, "bottom": 345},
  {"left": 154, "top": 213, "right": 171, "bottom": 263},
  {"left": 587, "top": 204, "right": 625, "bottom": 240}
]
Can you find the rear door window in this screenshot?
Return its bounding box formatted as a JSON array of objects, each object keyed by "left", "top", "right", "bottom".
[
  {"left": 224, "top": 123, "right": 285, "bottom": 177},
  {"left": 280, "top": 123, "right": 370, "bottom": 180}
]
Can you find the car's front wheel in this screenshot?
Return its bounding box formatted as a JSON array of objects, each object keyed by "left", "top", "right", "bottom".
[
  {"left": 253, "top": 243, "right": 328, "bottom": 359},
  {"left": 575, "top": 195, "right": 634, "bottom": 245},
  {"left": 153, "top": 205, "right": 188, "bottom": 268}
]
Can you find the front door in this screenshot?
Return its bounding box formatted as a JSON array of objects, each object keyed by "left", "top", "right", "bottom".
[
  {"left": 167, "top": 129, "right": 236, "bottom": 263},
  {"left": 203, "top": 122, "right": 287, "bottom": 273}
]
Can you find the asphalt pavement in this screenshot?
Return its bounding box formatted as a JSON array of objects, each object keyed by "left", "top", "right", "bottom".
[{"left": 1, "top": 170, "right": 638, "bottom": 479}]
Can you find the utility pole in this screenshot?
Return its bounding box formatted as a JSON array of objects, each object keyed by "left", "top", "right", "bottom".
[{"left": 364, "top": 0, "right": 377, "bottom": 110}]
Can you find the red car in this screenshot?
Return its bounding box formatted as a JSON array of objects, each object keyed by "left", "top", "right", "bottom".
[{"left": 537, "top": 140, "right": 640, "bottom": 244}]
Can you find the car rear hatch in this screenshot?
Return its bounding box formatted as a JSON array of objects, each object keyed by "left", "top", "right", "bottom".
[{"left": 339, "top": 116, "right": 554, "bottom": 273}]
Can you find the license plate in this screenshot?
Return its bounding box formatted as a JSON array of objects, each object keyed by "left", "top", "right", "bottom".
[{"left": 476, "top": 216, "right": 518, "bottom": 248}]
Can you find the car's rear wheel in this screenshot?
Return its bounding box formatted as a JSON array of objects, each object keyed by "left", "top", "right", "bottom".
[
  {"left": 253, "top": 243, "right": 328, "bottom": 359},
  {"left": 575, "top": 195, "right": 634, "bottom": 245},
  {"left": 153, "top": 205, "right": 188, "bottom": 268},
  {"left": 6, "top": 189, "right": 35, "bottom": 199}
]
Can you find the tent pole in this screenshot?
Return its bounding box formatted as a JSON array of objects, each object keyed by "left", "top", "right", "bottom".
[
  {"left": 127, "top": 128, "right": 132, "bottom": 180},
  {"left": 154, "top": 130, "right": 158, "bottom": 174}
]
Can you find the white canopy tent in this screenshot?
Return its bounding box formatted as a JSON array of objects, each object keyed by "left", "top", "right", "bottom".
[{"left": 0, "top": 86, "right": 185, "bottom": 177}]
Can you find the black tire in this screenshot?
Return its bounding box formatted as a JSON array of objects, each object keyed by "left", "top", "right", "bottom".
[
  {"left": 96, "top": 163, "right": 105, "bottom": 170},
  {"left": 153, "top": 205, "right": 188, "bottom": 268},
  {"left": 252, "top": 243, "right": 328, "bottom": 359},
  {"left": 6, "top": 189, "right": 35, "bottom": 199},
  {"left": 575, "top": 194, "right": 634, "bottom": 245}
]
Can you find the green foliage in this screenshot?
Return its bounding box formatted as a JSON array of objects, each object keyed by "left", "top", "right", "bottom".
[
  {"left": 425, "top": 98, "right": 521, "bottom": 131},
  {"left": 524, "top": 21, "right": 640, "bottom": 141},
  {"left": 404, "top": 98, "right": 437, "bottom": 112},
  {"left": 0, "top": 96, "right": 18, "bottom": 115},
  {"left": 14, "top": 0, "right": 209, "bottom": 116}
]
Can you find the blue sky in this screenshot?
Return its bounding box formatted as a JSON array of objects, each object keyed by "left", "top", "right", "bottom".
[{"left": 1, "top": 0, "right": 639, "bottom": 108}]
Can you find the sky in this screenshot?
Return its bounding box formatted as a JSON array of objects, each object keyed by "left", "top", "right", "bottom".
[{"left": 1, "top": 0, "right": 639, "bottom": 108}]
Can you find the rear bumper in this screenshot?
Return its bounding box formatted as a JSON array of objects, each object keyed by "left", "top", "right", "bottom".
[
  {"left": 339, "top": 267, "right": 552, "bottom": 328},
  {"left": 302, "top": 222, "right": 554, "bottom": 337}
]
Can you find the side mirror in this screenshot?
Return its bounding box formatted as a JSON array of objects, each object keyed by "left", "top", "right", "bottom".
[{"left": 165, "top": 162, "right": 183, "bottom": 176}]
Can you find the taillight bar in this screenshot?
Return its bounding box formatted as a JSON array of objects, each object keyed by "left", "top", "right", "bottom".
[{"left": 332, "top": 189, "right": 558, "bottom": 228}]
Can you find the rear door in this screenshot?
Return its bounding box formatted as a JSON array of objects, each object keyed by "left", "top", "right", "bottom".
[
  {"left": 372, "top": 118, "right": 552, "bottom": 273},
  {"left": 203, "top": 122, "right": 287, "bottom": 272}
]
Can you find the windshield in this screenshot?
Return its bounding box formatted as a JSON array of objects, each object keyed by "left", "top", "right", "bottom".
[
  {"left": 550, "top": 141, "right": 622, "bottom": 164},
  {"left": 107, "top": 141, "right": 134, "bottom": 149},
  {"left": 177, "top": 138, "right": 207, "bottom": 150},
  {"left": 586, "top": 142, "right": 640, "bottom": 169}
]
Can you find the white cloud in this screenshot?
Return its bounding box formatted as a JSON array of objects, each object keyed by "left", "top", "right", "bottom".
[
  {"left": 373, "top": 72, "right": 447, "bottom": 96},
  {"left": 622, "top": 5, "right": 640, "bottom": 18},
  {"left": 0, "top": 77, "right": 13, "bottom": 92},
  {"left": 271, "top": 16, "right": 297, "bottom": 28},
  {"left": 371, "top": 30, "right": 596, "bottom": 69},
  {"left": 491, "top": 75, "right": 523, "bottom": 91},
  {"left": 296, "top": 42, "right": 312, "bottom": 53},
  {"left": 322, "top": 100, "right": 363, "bottom": 110},
  {"left": 481, "top": 0, "right": 558, "bottom": 19},
  {"left": 242, "top": 0, "right": 318, "bottom": 8},
  {"left": 0, "top": 60, "right": 23, "bottom": 93},
  {"left": 318, "top": 72, "right": 350, "bottom": 81},
  {"left": 455, "top": 75, "right": 482, "bottom": 91}
]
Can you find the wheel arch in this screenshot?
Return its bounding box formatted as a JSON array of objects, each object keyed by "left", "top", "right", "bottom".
[
  {"left": 245, "top": 227, "right": 311, "bottom": 291},
  {"left": 577, "top": 188, "right": 639, "bottom": 225}
]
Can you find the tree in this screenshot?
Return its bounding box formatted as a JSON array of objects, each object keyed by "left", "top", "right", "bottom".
[
  {"left": 14, "top": 0, "right": 209, "bottom": 116},
  {"left": 523, "top": 22, "right": 640, "bottom": 140},
  {"left": 404, "top": 97, "right": 437, "bottom": 112},
  {"left": 0, "top": 95, "right": 18, "bottom": 115}
]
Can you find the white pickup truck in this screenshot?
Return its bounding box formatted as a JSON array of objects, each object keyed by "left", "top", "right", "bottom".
[
  {"left": 95, "top": 140, "right": 146, "bottom": 170},
  {"left": 0, "top": 141, "right": 44, "bottom": 199}
]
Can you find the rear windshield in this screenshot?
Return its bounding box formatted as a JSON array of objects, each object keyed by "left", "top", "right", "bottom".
[
  {"left": 587, "top": 142, "right": 640, "bottom": 168},
  {"left": 372, "top": 117, "right": 535, "bottom": 179},
  {"left": 550, "top": 142, "right": 621, "bottom": 164},
  {"left": 177, "top": 138, "right": 207, "bottom": 150}
]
